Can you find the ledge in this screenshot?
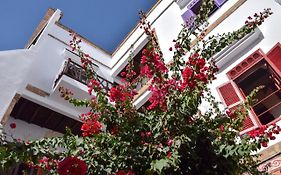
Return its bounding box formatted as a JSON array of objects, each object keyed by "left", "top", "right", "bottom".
[
  {"left": 174, "top": 0, "right": 193, "bottom": 9},
  {"left": 213, "top": 27, "right": 263, "bottom": 70}
]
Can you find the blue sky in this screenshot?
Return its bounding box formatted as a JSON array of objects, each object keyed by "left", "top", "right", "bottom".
[{"left": 0, "top": 1, "right": 157, "bottom": 52}]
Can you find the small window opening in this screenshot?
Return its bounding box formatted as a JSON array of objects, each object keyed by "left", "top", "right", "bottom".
[
  {"left": 190, "top": 0, "right": 218, "bottom": 17},
  {"left": 118, "top": 42, "right": 151, "bottom": 80}
]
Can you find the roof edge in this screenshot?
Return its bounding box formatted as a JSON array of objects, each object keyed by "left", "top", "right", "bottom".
[
  {"left": 25, "top": 8, "right": 58, "bottom": 49},
  {"left": 111, "top": 0, "right": 162, "bottom": 56},
  {"left": 55, "top": 21, "right": 112, "bottom": 56},
  {"left": 55, "top": 1, "right": 161, "bottom": 57}
]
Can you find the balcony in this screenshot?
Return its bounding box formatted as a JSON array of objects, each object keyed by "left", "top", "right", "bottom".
[{"left": 53, "top": 59, "right": 115, "bottom": 94}]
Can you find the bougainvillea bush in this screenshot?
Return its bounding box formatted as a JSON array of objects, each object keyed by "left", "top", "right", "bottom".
[{"left": 0, "top": 1, "right": 277, "bottom": 174}]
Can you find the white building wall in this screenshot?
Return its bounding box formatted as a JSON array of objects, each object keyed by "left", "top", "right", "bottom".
[
  {"left": 210, "top": 0, "right": 281, "bottom": 109},
  {"left": 4, "top": 117, "right": 62, "bottom": 141},
  {"left": 1, "top": 0, "right": 281, "bottom": 143},
  {"left": 208, "top": 0, "right": 281, "bottom": 147},
  {"left": 0, "top": 49, "right": 35, "bottom": 119}
]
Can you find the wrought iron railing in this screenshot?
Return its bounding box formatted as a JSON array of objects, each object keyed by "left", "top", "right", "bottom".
[
  {"left": 252, "top": 88, "right": 281, "bottom": 125},
  {"left": 54, "top": 59, "right": 115, "bottom": 94}
]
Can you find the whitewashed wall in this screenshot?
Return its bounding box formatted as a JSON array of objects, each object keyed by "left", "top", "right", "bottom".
[
  {"left": 0, "top": 49, "right": 35, "bottom": 119},
  {"left": 1, "top": 0, "right": 281, "bottom": 142},
  {"left": 4, "top": 117, "right": 62, "bottom": 141}
]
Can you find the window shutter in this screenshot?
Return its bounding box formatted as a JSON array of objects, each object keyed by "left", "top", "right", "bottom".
[
  {"left": 181, "top": 9, "right": 195, "bottom": 28},
  {"left": 217, "top": 81, "right": 258, "bottom": 133},
  {"left": 266, "top": 43, "right": 281, "bottom": 76},
  {"left": 214, "top": 0, "right": 226, "bottom": 7},
  {"left": 217, "top": 81, "right": 241, "bottom": 107}
]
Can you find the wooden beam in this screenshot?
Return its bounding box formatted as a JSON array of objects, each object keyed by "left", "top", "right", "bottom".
[
  {"left": 1, "top": 93, "right": 21, "bottom": 124},
  {"left": 54, "top": 115, "right": 65, "bottom": 132},
  {"left": 26, "top": 84, "right": 50, "bottom": 97},
  {"left": 44, "top": 111, "right": 55, "bottom": 127},
  {"left": 15, "top": 99, "right": 28, "bottom": 119},
  {"left": 28, "top": 106, "right": 41, "bottom": 123}
]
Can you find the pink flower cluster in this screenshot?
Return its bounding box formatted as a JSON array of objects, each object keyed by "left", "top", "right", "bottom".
[
  {"left": 80, "top": 112, "right": 102, "bottom": 137},
  {"left": 148, "top": 79, "right": 178, "bottom": 111},
  {"left": 109, "top": 85, "right": 137, "bottom": 104},
  {"left": 28, "top": 156, "right": 59, "bottom": 174},
  {"left": 140, "top": 49, "right": 168, "bottom": 79},
  {"left": 180, "top": 53, "right": 211, "bottom": 90},
  {"left": 87, "top": 79, "right": 101, "bottom": 95},
  {"left": 248, "top": 124, "right": 281, "bottom": 147},
  {"left": 120, "top": 61, "right": 137, "bottom": 82},
  {"left": 37, "top": 156, "right": 57, "bottom": 171},
  {"left": 80, "top": 53, "right": 93, "bottom": 69},
  {"left": 145, "top": 52, "right": 217, "bottom": 111}
]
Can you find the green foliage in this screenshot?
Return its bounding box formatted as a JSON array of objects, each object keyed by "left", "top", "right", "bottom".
[{"left": 0, "top": 1, "right": 274, "bottom": 175}]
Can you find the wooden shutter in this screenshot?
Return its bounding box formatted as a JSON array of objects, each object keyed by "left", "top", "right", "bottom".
[
  {"left": 217, "top": 81, "right": 258, "bottom": 133},
  {"left": 181, "top": 9, "right": 195, "bottom": 28},
  {"left": 217, "top": 81, "right": 241, "bottom": 107},
  {"left": 266, "top": 43, "right": 281, "bottom": 76}
]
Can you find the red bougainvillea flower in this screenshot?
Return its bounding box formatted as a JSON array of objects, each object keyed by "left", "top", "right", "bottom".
[
  {"left": 9, "top": 123, "right": 16, "bottom": 129},
  {"left": 115, "top": 170, "right": 135, "bottom": 175},
  {"left": 80, "top": 113, "right": 102, "bottom": 137},
  {"left": 87, "top": 79, "right": 101, "bottom": 95},
  {"left": 109, "top": 85, "right": 135, "bottom": 103},
  {"left": 167, "top": 139, "right": 173, "bottom": 146},
  {"left": 167, "top": 151, "right": 172, "bottom": 158},
  {"left": 261, "top": 142, "right": 268, "bottom": 147},
  {"left": 146, "top": 131, "right": 152, "bottom": 137},
  {"left": 81, "top": 119, "right": 102, "bottom": 137},
  {"left": 109, "top": 87, "right": 124, "bottom": 102},
  {"left": 219, "top": 125, "right": 225, "bottom": 132},
  {"left": 57, "top": 156, "right": 87, "bottom": 175},
  {"left": 38, "top": 156, "right": 52, "bottom": 171}
]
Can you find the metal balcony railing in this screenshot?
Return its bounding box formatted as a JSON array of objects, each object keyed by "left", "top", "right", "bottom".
[{"left": 54, "top": 59, "right": 115, "bottom": 94}]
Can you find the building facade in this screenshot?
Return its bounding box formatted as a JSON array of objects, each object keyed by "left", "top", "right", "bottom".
[{"left": 1, "top": 0, "right": 281, "bottom": 174}]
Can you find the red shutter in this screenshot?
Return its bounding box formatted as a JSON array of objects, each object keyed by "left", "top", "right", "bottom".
[
  {"left": 266, "top": 43, "right": 281, "bottom": 76},
  {"left": 217, "top": 81, "right": 241, "bottom": 107},
  {"left": 217, "top": 81, "right": 258, "bottom": 133}
]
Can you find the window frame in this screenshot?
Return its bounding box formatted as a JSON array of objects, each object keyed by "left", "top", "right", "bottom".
[
  {"left": 225, "top": 48, "right": 281, "bottom": 126},
  {"left": 181, "top": 0, "right": 228, "bottom": 27}
]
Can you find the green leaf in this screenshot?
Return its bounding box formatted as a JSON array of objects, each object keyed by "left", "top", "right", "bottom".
[{"left": 151, "top": 159, "right": 170, "bottom": 173}]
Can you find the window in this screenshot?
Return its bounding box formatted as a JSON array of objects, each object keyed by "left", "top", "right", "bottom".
[
  {"left": 118, "top": 46, "right": 144, "bottom": 80},
  {"left": 181, "top": 0, "right": 228, "bottom": 27},
  {"left": 217, "top": 43, "right": 281, "bottom": 133},
  {"left": 235, "top": 60, "right": 281, "bottom": 125},
  {"left": 118, "top": 41, "right": 152, "bottom": 90}
]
